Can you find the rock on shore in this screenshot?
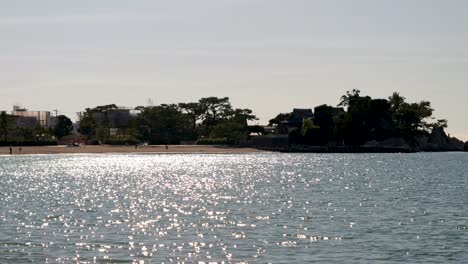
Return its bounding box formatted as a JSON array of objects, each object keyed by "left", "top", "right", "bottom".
[
  {"left": 364, "top": 127, "right": 464, "bottom": 152},
  {"left": 416, "top": 127, "right": 464, "bottom": 151}
]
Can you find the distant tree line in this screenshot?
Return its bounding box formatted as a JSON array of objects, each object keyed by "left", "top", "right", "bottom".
[
  {"left": 78, "top": 97, "right": 257, "bottom": 145},
  {"left": 1, "top": 91, "right": 465, "bottom": 148}
]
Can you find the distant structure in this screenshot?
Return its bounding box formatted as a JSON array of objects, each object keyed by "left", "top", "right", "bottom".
[
  {"left": 251, "top": 106, "right": 346, "bottom": 148},
  {"left": 11, "top": 105, "right": 54, "bottom": 128},
  {"left": 284, "top": 107, "right": 344, "bottom": 130},
  {"left": 284, "top": 108, "right": 314, "bottom": 129},
  {"left": 78, "top": 106, "right": 139, "bottom": 136},
  {"left": 91, "top": 108, "right": 132, "bottom": 128}
]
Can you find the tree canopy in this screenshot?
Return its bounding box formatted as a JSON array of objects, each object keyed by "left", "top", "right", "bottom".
[
  {"left": 271, "top": 91, "right": 447, "bottom": 146},
  {"left": 77, "top": 97, "right": 257, "bottom": 145},
  {"left": 0, "top": 111, "right": 14, "bottom": 142},
  {"left": 54, "top": 115, "right": 73, "bottom": 139}
]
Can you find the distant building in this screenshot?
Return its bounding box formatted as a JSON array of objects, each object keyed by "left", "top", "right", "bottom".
[
  {"left": 83, "top": 107, "right": 137, "bottom": 129},
  {"left": 11, "top": 106, "right": 53, "bottom": 128},
  {"left": 12, "top": 115, "right": 38, "bottom": 128},
  {"left": 92, "top": 109, "right": 131, "bottom": 128},
  {"left": 284, "top": 108, "right": 314, "bottom": 129}
]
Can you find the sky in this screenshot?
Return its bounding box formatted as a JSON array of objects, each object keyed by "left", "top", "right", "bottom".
[{"left": 1, "top": 0, "right": 467, "bottom": 140}]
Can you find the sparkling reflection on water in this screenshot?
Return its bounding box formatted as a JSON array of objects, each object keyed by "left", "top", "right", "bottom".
[{"left": 0, "top": 153, "right": 467, "bottom": 263}]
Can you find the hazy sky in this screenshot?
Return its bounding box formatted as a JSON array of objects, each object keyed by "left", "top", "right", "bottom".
[{"left": 1, "top": 0, "right": 467, "bottom": 139}]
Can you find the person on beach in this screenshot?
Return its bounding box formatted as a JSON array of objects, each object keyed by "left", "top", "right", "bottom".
[
  {"left": 19, "top": 146, "right": 22, "bottom": 154},
  {"left": 9, "top": 147, "right": 12, "bottom": 155},
  {"left": 165, "top": 145, "right": 168, "bottom": 150}
]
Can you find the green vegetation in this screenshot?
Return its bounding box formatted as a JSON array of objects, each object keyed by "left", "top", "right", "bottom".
[
  {"left": 78, "top": 97, "right": 257, "bottom": 145},
  {"left": 282, "top": 90, "right": 448, "bottom": 146},
  {"left": 0, "top": 110, "right": 59, "bottom": 146},
  {"left": 0, "top": 111, "right": 14, "bottom": 142},
  {"left": 0, "top": 91, "right": 460, "bottom": 149},
  {"left": 54, "top": 115, "right": 73, "bottom": 138}
]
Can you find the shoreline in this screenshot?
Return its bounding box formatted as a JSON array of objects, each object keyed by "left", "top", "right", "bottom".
[
  {"left": 1, "top": 145, "right": 465, "bottom": 155},
  {"left": 0, "top": 145, "right": 267, "bottom": 155}
]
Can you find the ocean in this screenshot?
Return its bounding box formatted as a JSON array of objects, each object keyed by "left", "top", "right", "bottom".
[{"left": 1, "top": 153, "right": 467, "bottom": 263}]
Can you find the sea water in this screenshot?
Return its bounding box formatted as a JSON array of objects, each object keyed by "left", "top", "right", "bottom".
[{"left": 0, "top": 153, "right": 467, "bottom": 263}]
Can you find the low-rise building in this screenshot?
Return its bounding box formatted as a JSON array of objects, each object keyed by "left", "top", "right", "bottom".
[
  {"left": 92, "top": 108, "right": 132, "bottom": 128},
  {"left": 11, "top": 106, "right": 53, "bottom": 128},
  {"left": 283, "top": 108, "right": 314, "bottom": 130}
]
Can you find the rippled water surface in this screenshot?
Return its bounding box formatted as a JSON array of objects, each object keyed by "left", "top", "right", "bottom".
[{"left": 0, "top": 153, "right": 467, "bottom": 263}]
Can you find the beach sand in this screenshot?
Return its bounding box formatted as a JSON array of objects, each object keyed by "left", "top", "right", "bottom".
[{"left": 0, "top": 145, "right": 266, "bottom": 155}]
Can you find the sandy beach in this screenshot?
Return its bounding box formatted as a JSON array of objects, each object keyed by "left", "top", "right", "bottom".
[{"left": 0, "top": 145, "right": 266, "bottom": 155}]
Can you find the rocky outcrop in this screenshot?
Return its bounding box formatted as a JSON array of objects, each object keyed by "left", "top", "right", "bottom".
[
  {"left": 413, "top": 127, "right": 463, "bottom": 151},
  {"left": 363, "top": 127, "right": 464, "bottom": 152},
  {"left": 425, "top": 127, "right": 463, "bottom": 151},
  {"left": 465, "top": 142, "right": 468, "bottom": 151},
  {"left": 448, "top": 137, "right": 465, "bottom": 151}
]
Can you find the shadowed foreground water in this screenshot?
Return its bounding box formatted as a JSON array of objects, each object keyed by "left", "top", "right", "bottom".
[{"left": 0, "top": 153, "right": 467, "bottom": 263}]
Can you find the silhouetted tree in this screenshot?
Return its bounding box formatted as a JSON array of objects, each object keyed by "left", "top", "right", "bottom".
[
  {"left": 0, "top": 111, "right": 14, "bottom": 142},
  {"left": 314, "top": 105, "right": 335, "bottom": 143},
  {"left": 210, "top": 121, "right": 248, "bottom": 143},
  {"left": 135, "top": 104, "right": 194, "bottom": 144},
  {"left": 54, "top": 115, "right": 73, "bottom": 139},
  {"left": 268, "top": 113, "right": 290, "bottom": 126},
  {"left": 434, "top": 119, "right": 448, "bottom": 129},
  {"left": 389, "top": 93, "right": 434, "bottom": 135},
  {"left": 301, "top": 118, "right": 322, "bottom": 145},
  {"left": 338, "top": 89, "right": 361, "bottom": 107},
  {"left": 198, "top": 97, "right": 232, "bottom": 132},
  {"left": 179, "top": 102, "right": 204, "bottom": 130},
  {"left": 228, "top": 108, "right": 257, "bottom": 125},
  {"left": 336, "top": 92, "right": 373, "bottom": 145},
  {"left": 77, "top": 111, "right": 97, "bottom": 139}
]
